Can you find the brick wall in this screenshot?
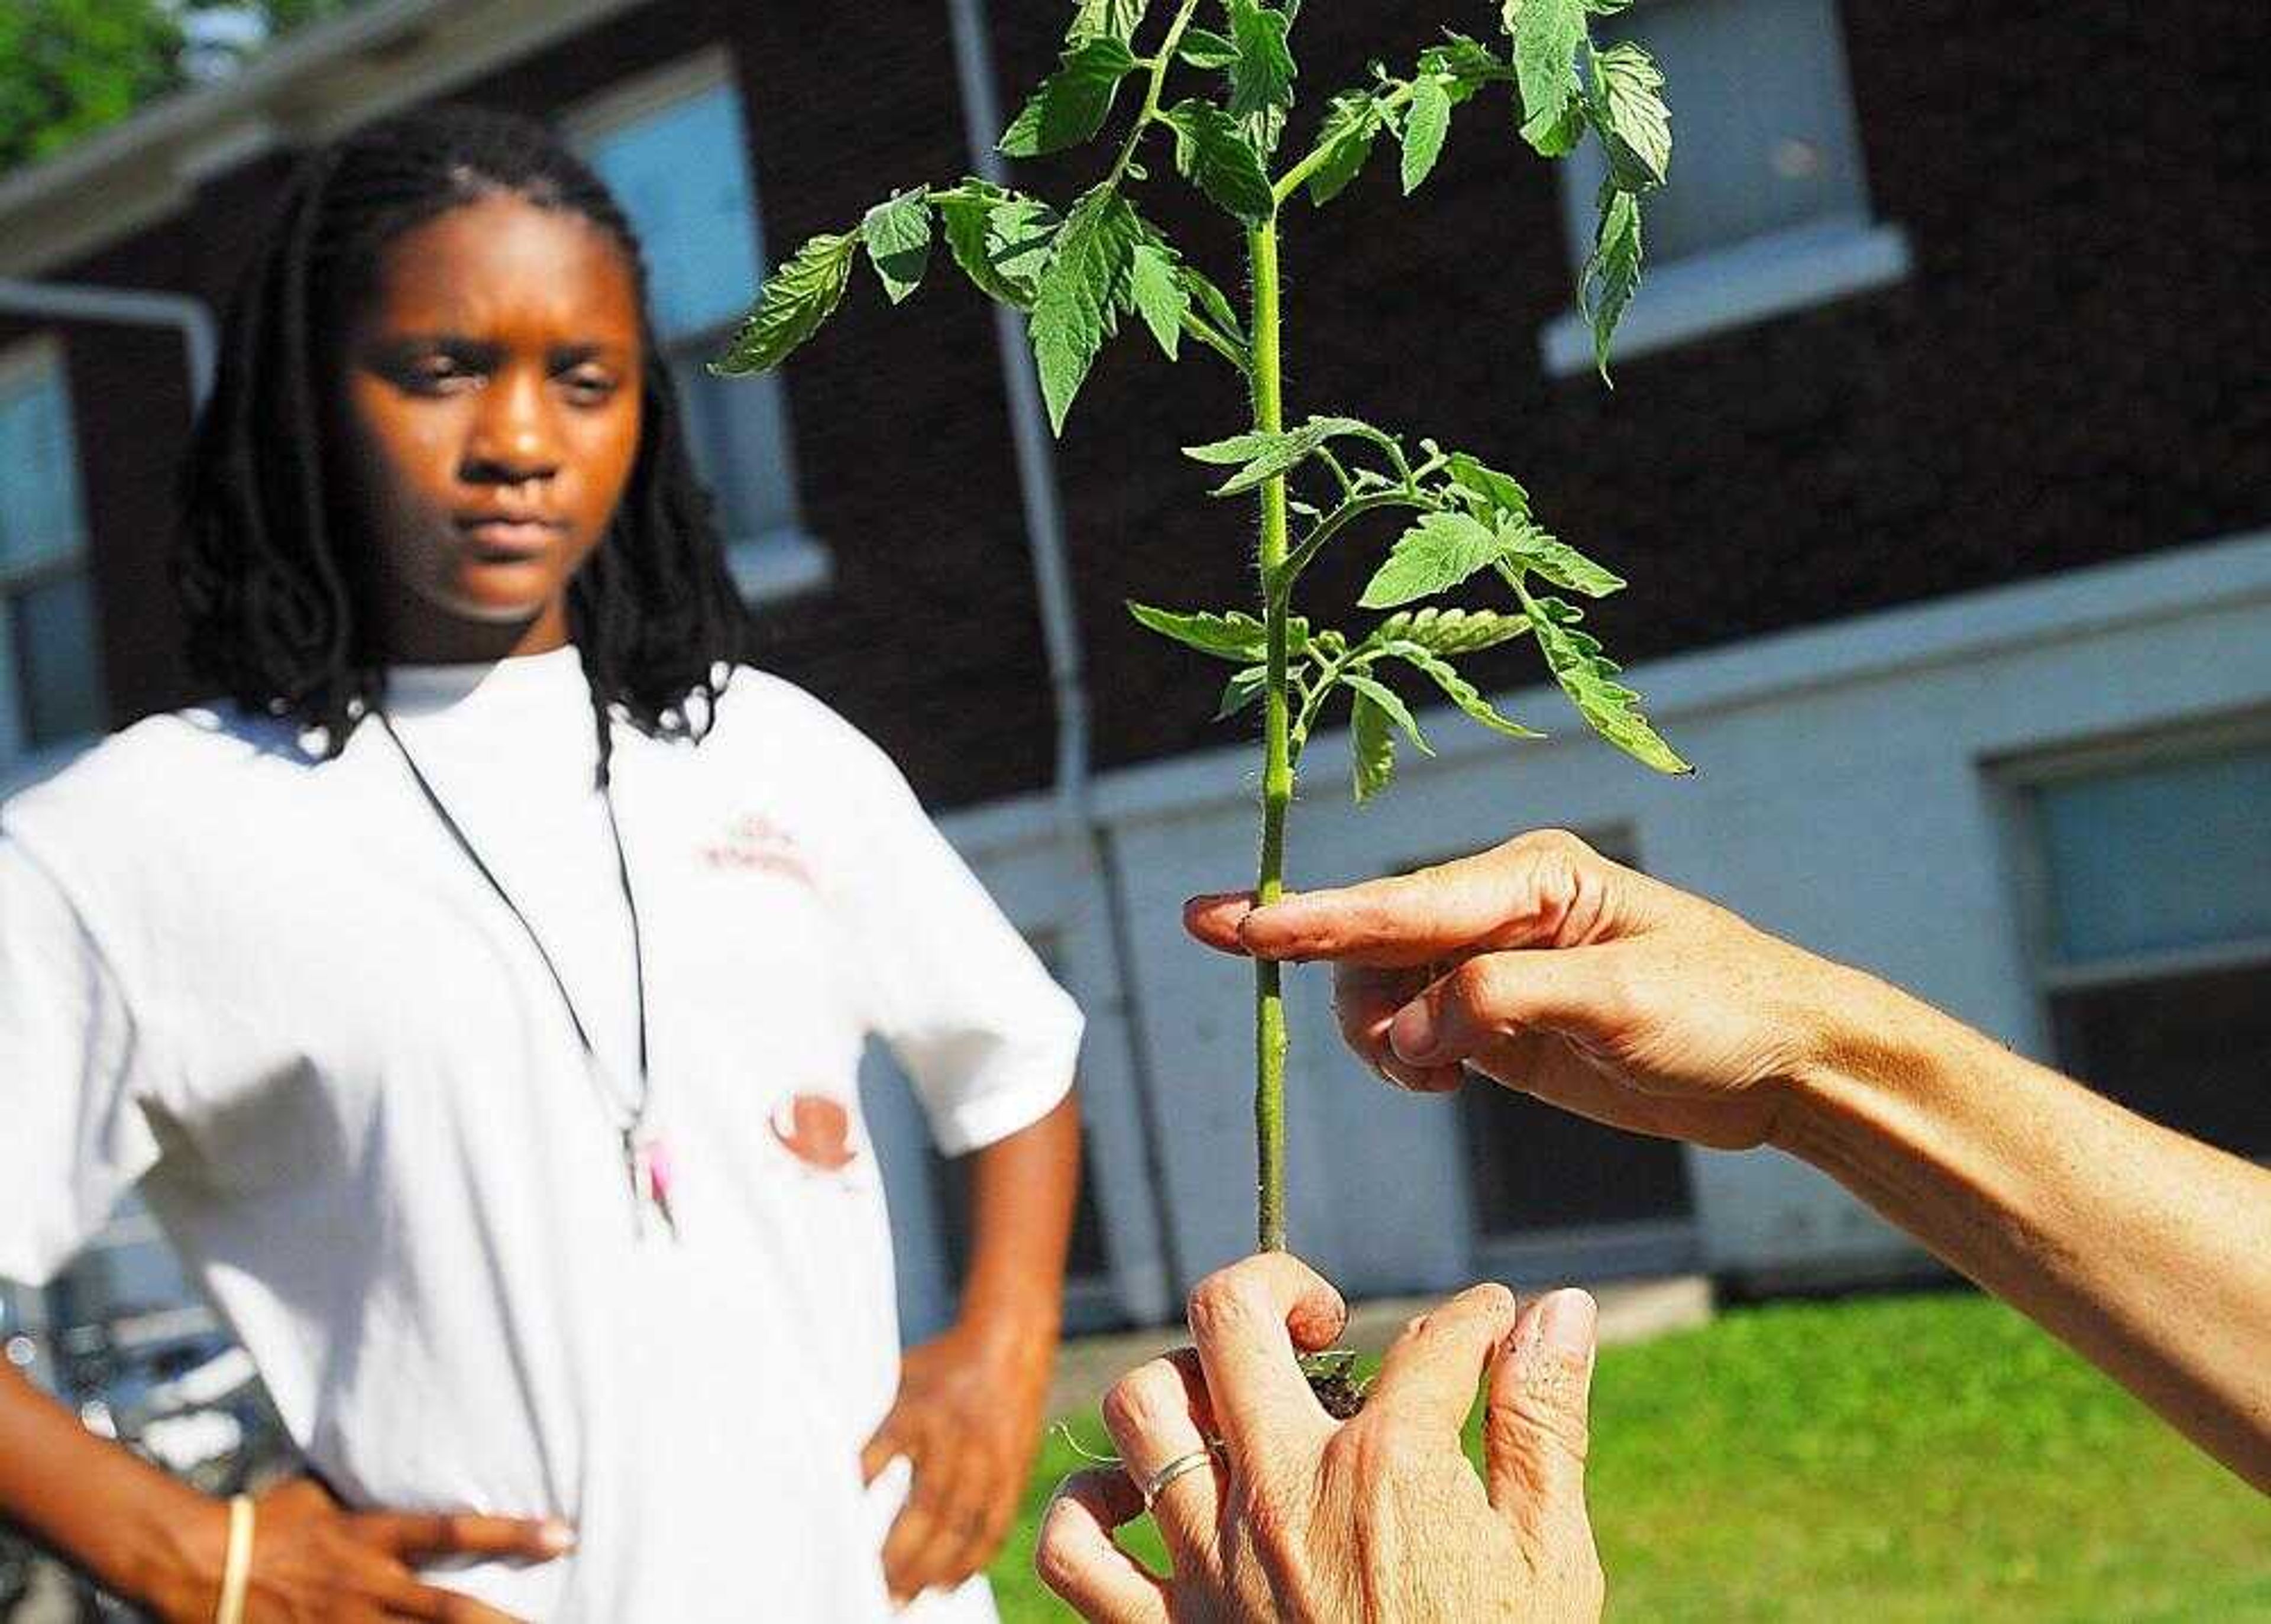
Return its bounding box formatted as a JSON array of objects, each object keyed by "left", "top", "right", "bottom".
[{"left": 19, "top": 0, "right": 2268, "bottom": 807}]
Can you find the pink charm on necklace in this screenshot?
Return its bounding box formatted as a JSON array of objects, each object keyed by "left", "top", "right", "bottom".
[{"left": 625, "top": 1128, "right": 680, "bottom": 1241}]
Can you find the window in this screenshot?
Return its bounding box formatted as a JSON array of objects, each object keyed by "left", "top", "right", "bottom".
[
  {"left": 1445, "top": 832, "right": 1700, "bottom": 1277},
  {"left": 0, "top": 341, "right": 106, "bottom": 766},
  {"left": 2013, "top": 726, "right": 2271, "bottom": 1161},
  {"left": 1541, "top": 0, "right": 1910, "bottom": 374},
  {"left": 568, "top": 54, "right": 829, "bottom": 601}
]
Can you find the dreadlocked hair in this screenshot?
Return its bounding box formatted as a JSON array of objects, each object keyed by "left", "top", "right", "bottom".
[{"left": 173, "top": 103, "right": 757, "bottom": 774}]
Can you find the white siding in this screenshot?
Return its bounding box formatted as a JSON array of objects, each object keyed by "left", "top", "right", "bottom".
[{"left": 936, "top": 528, "right": 2271, "bottom": 1304}]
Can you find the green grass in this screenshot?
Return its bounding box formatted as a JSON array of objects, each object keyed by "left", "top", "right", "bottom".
[{"left": 987, "top": 1289, "right": 2271, "bottom": 1621}]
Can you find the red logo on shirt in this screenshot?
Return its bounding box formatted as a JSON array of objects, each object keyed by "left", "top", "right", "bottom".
[
  {"left": 770, "top": 1094, "right": 858, "bottom": 1173},
  {"left": 701, "top": 813, "right": 814, "bottom": 886}
]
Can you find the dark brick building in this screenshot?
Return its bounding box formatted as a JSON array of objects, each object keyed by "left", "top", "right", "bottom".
[{"left": 4, "top": 0, "right": 2267, "bottom": 1325}]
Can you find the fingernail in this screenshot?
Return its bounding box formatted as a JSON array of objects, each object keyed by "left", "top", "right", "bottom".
[
  {"left": 540, "top": 1520, "right": 578, "bottom": 1554},
  {"left": 1539, "top": 1290, "right": 1597, "bottom": 1358},
  {"left": 1388, "top": 999, "right": 1439, "bottom": 1063}
]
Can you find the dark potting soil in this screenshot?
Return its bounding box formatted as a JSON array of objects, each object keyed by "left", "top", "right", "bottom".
[{"left": 1302, "top": 1351, "right": 1367, "bottom": 1419}]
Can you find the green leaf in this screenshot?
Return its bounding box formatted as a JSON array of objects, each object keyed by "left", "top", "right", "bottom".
[
  {"left": 1217, "top": 665, "right": 1270, "bottom": 721},
  {"left": 1185, "top": 415, "right": 1384, "bottom": 496},
  {"left": 1500, "top": 522, "right": 1625, "bottom": 597},
  {"left": 1226, "top": 0, "right": 1296, "bottom": 124},
  {"left": 1521, "top": 590, "right": 1690, "bottom": 772},
  {"left": 1179, "top": 27, "right": 1239, "bottom": 69},
  {"left": 860, "top": 187, "right": 932, "bottom": 306},
  {"left": 710, "top": 230, "right": 860, "bottom": 376},
  {"left": 1589, "top": 41, "right": 1671, "bottom": 190},
  {"left": 1344, "top": 672, "right": 1434, "bottom": 756},
  {"left": 1067, "top": 0, "right": 1149, "bottom": 44},
  {"left": 1358, "top": 511, "right": 1508, "bottom": 609},
  {"left": 1183, "top": 431, "right": 1280, "bottom": 465},
  {"left": 987, "top": 196, "right": 1064, "bottom": 291},
  {"left": 1129, "top": 241, "right": 1189, "bottom": 359},
  {"left": 1350, "top": 688, "right": 1398, "bottom": 802},
  {"left": 1526, "top": 91, "right": 1589, "bottom": 157},
  {"left": 1030, "top": 185, "right": 1143, "bottom": 434},
  {"left": 1580, "top": 182, "right": 1643, "bottom": 383},
  {"left": 1446, "top": 452, "right": 1532, "bottom": 520},
  {"left": 1129, "top": 602, "right": 1264, "bottom": 660},
  {"left": 1506, "top": 0, "right": 1587, "bottom": 147},
  {"left": 1419, "top": 33, "right": 1506, "bottom": 102},
  {"left": 999, "top": 35, "right": 1140, "bottom": 158},
  {"left": 1380, "top": 643, "right": 1547, "bottom": 738},
  {"left": 1163, "top": 101, "right": 1275, "bottom": 224},
  {"left": 937, "top": 185, "right": 1058, "bottom": 309},
  {"left": 1305, "top": 91, "right": 1382, "bottom": 206},
  {"left": 1400, "top": 76, "right": 1453, "bottom": 194},
  {"left": 1128, "top": 602, "right": 1309, "bottom": 661},
  {"left": 1179, "top": 263, "right": 1247, "bottom": 347},
  {"left": 1369, "top": 606, "right": 1532, "bottom": 656}
]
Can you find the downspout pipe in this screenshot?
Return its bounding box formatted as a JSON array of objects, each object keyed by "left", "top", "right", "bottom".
[
  {"left": 0, "top": 277, "right": 218, "bottom": 410},
  {"left": 943, "top": 0, "right": 1092, "bottom": 837},
  {"left": 946, "top": 0, "right": 1181, "bottom": 1318}
]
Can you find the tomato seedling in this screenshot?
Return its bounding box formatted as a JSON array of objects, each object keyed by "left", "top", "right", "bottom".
[{"left": 718, "top": 0, "right": 1689, "bottom": 1253}]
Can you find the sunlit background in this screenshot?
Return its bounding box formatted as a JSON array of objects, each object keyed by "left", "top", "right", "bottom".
[{"left": 1, "top": 2, "right": 2265, "bottom": 1617}]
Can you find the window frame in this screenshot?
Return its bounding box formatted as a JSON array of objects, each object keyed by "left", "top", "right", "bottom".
[
  {"left": 1402, "top": 825, "right": 1706, "bottom": 1282},
  {"left": 1997, "top": 709, "right": 2271, "bottom": 1005},
  {"left": 562, "top": 49, "right": 832, "bottom": 604},
  {"left": 1538, "top": 0, "right": 1911, "bottom": 376},
  {"left": 0, "top": 334, "right": 105, "bottom": 776}
]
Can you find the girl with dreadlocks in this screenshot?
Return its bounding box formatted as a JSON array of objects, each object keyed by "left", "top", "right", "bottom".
[{"left": 0, "top": 106, "right": 1081, "bottom": 1621}]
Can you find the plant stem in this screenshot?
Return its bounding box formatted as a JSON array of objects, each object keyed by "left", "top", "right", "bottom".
[
  {"left": 1248, "top": 215, "right": 1292, "bottom": 1255},
  {"left": 1107, "top": 0, "right": 1202, "bottom": 192}
]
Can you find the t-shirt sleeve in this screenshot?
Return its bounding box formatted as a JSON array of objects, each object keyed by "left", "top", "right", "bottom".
[
  {"left": 0, "top": 834, "right": 161, "bottom": 1286},
  {"left": 824, "top": 727, "right": 1083, "bottom": 1157}
]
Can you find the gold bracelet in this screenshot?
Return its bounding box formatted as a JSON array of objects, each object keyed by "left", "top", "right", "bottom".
[{"left": 215, "top": 1494, "right": 254, "bottom": 1624}]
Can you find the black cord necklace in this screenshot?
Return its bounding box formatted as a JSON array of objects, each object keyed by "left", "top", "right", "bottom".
[{"left": 378, "top": 707, "right": 678, "bottom": 1241}]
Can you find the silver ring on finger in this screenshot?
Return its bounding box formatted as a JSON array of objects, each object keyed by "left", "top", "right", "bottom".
[{"left": 1140, "top": 1444, "right": 1218, "bottom": 1512}]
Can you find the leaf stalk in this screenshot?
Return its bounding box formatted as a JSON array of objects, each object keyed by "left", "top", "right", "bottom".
[{"left": 1106, "top": 0, "right": 1204, "bottom": 192}]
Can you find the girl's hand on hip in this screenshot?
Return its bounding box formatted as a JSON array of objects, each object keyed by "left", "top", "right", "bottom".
[
  {"left": 143, "top": 1475, "right": 571, "bottom": 1622},
  {"left": 863, "top": 1320, "right": 1053, "bottom": 1607}
]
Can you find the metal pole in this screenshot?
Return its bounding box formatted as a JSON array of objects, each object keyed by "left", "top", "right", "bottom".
[{"left": 944, "top": 0, "right": 1180, "bottom": 1319}]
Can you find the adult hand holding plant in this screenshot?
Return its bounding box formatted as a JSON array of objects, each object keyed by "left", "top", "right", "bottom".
[
  {"left": 1036, "top": 1251, "right": 1607, "bottom": 1623},
  {"left": 1191, "top": 828, "right": 2271, "bottom": 1494},
  {"left": 719, "top": 0, "right": 1688, "bottom": 1254},
  {"left": 1184, "top": 827, "right": 1831, "bottom": 1150}
]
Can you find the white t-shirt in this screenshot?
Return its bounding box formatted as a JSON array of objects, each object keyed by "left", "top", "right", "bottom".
[{"left": 0, "top": 648, "right": 1082, "bottom": 1621}]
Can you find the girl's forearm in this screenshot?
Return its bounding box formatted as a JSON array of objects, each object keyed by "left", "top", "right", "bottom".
[
  {"left": 1778, "top": 974, "right": 2271, "bottom": 1491},
  {"left": 956, "top": 1090, "right": 1081, "bottom": 1344},
  {"left": 0, "top": 1360, "right": 224, "bottom": 1608}
]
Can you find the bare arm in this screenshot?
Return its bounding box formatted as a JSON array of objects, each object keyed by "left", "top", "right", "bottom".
[
  {"left": 1784, "top": 973, "right": 2271, "bottom": 1489},
  {"left": 0, "top": 1347, "right": 569, "bottom": 1620},
  {"left": 958, "top": 1087, "right": 1082, "bottom": 1347},
  {"left": 0, "top": 1359, "right": 226, "bottom": 1614},
  {"left": 1187, "top": 829, "right": 2271, "bottom": 1492},
  {"left": 863, "top": 1089, "right": 1080, "bottom": 1602}
]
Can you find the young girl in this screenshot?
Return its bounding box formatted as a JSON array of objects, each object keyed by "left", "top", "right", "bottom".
[{"left": 0, "top": 107, "right": 1082, "bottom": 1621}]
